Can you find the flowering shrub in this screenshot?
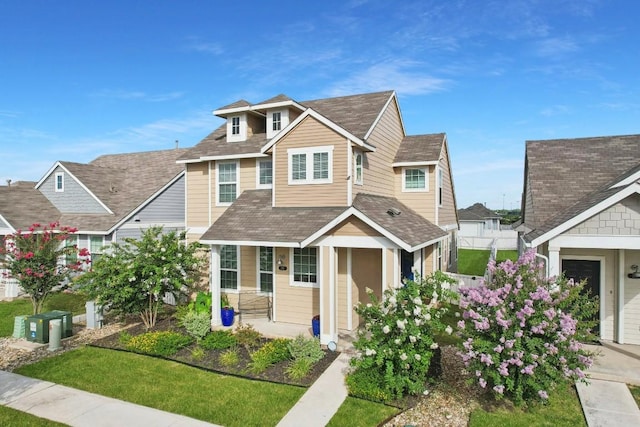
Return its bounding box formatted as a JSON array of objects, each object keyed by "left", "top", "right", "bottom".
[
  {"left": 77, "top": 227, "right": 204, "bottom": 329},
  {"left": 456, "top": 250, "right": 598, "bottom": 406},
  {"left": 0, "top": 222, "right": 89, "bottom": 314},
  {"left": 347, "top": 272, "right": 456, "bottom": 401}
]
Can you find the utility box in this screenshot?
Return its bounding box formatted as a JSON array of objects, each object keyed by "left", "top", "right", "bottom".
[
  {"left": 13, "top": 315, "right": 27, "bottom": 339},
  {"left": 25, "top": 314, "right": 49, "bottom": 344},
  {"left": 48, "top": 310, "right": 73, "bottom": 338},
  {"left": 85, "top": 301, "right": 104, "bottom": 329}
]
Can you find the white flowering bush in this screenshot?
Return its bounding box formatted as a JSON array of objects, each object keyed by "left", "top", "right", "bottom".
[
  {"left": 77, "top": 227, "right": 205, "bottom": 329},
  {"left": 347, "top": 272, "right": 456, "bottom": 401},
  {"left": 456, "top": 250, "right": 598, "bottom": 406}
]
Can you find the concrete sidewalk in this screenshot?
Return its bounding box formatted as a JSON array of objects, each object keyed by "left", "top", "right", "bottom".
[
  {"left": 0, "top": 370, "right": 219, "bottom": 427},
  {"left": 576, "top": 380, "right": 640, "bottom": 427}
]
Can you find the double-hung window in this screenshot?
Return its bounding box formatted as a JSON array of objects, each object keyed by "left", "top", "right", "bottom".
[
  {"left": 65, "top": 235, "right": 78, "bottom": 265},
  {"left": 55, "top": 172, "right": 64, "bottom": 192},
  {"left": 220, "top": 245, "right": 238, "bottom": 290},
  {"left": 292, "top": 247, "right": 317, "bottom": 286},
  {"left": 231, "top": 117, "right": 240, "bottom": 135},
  {"left": 272, "top": 112, "right": 282, "bottom": 131},
  {"left": 403, "top": 168, "right": 427, "bottom": 192},
  {"left": 354, "top": 151, "right": 363, "bottom": 185},
  {"left": 288, "top": 146, "right": 333, "bottom": 185},
  {"left": 258, "top": 246, "right": 273, "bottom": 293},
  {"left": 89, "top": 236, "right": 104, "bottom": 264},
  {"left": 217, "top": 161, "right": 238, "bottom": 205},
  {"left": 257, "top": 159, "right": 273, "bottom": 188}
]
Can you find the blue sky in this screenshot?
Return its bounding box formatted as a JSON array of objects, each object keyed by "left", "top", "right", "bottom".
[{"left": 1, "top": 1, "right": 638, "bottom": 210}]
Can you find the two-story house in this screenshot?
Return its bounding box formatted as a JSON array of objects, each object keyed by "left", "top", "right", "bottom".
[
  {"left": 0, "top": 148, "right": 187, "bottom": 298},
  {"left": 179, "top": 90, "right": 459, "bottom": 345}
]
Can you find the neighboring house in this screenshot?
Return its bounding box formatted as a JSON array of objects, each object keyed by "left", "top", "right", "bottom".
[
  {"left": 0, "top": 148, "right": 188, "bottom": 297},
  {"left": 458, "top": 203, "right": 517, "bottom": 250},
  {"left": 519, "top": 134, "right": 640, "bottom": 345},
  {"left": 179, "top": 90, "right": 459, "bottom": 345}
]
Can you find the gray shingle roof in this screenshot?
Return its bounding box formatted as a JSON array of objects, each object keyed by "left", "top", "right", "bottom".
[
  {"left": 393, "top": 134, "right": 444, "bottom": 164},
  {"left": 0, "top": 182, "right": 60, "bottom": 231},
  {"left": 201, "top": 190, "right": 446, "bottom": 249},
  {"left": 523, "top": 134, "right": 640, "bottom": 242},
  {"left": 256, "top": 94, "right": 293, "bottom": 105},
  {"left": 217, "top": 99, "right": 251, "bottom": 111},
  {"left": 179, "top": 91, "right": 395, "bottom": 162},
  {"left": 458, "top": 203, "right": 501, "bottom": 221}
]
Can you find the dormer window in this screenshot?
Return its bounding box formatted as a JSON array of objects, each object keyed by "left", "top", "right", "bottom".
[
  {"left": 266, "top": 109, "right": 289, "bottom": 139},
  {"left": 272, "top": 112, "right": 281, "bottom": 132},
  {"left": 227, "top": 114, "right": 247, "bottom": 142}
]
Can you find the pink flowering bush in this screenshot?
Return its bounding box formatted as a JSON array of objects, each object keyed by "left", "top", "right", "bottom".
[
  {"left": 0, "top": 222, "right": 89, "bottom": 314},
  {"left": 456, "top": 250, "right": 598, "bottom": 406},
  {"left": 347, "top": 272, "right": 456, "bottom": 401}
]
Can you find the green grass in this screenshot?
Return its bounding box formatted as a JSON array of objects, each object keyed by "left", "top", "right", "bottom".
[
  {"left": 15, "top": 346, "right": 305, "bottom": 427},
  {"left": 457, "top": 249, "right": 519, "bottom": 276},
  {"left": 327, "top": 397, "right": 399, "bottom": 426},
  {"left": 0, "top": 292, "right": 87, "bottom": 337},
  {"left": 629, "top": 385, "right": 640, "bottom": 408},
  {"left": 0, "top": 405, "right": 68, "bottom": 427},
  {"left": 469, "top": 384, "right": 586, "bottom": 427}
]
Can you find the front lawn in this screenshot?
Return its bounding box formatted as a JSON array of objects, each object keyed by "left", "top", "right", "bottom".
[
  {"left": 0, "top": 292, "right": 87, "bottom": 337},
  {"left": 0, "top": 405, "right": 68, "bottom": 427},
  {"left": 629, "top": 384, "right": 640, "bottom": 408},
  {"left": 457, "top": 249, "right": 519, "bottom": 276},
  {"left": 328, "top": 397, "right": 398, "bottom": 426}
]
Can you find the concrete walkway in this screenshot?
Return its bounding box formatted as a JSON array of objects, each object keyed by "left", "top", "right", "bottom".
[{"left": 0, "top": 371, "right": 219, "bottom": 427}]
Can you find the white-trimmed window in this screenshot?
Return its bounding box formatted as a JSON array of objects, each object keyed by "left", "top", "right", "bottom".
[
  {"left": 55, "top": 172, "right": 64, "bottom": 192},
  {"left": 227, "top": 114, "right": 246, "bottom": 142},
  {"left": 436, "top": 242, "right": 442, "bottom": 271},
  {"left": 257, "top": 159, "right": 273, "bottom": 188},
  {"left": 217, "top": 161, "right": 238, "bottom": 205},
  {"left": 292, "top": 247, "right": 318, "bottom": 287},
  {"left": 64, "top": 235, "right": 77, "bottom": 265},
  {"left": 267, "top": 109, "right": 289, "bottom": 139},
  {"left": 438, "top": 168, "right": 444, "bottom": 206},
  {"left": 220, "top": 245, "right": 238, "bottom": 290},
  {"left": 354, "top": 151, "right": 363, "bottom": 185},
  {"left": 272, "top": 112, "right": 281, "bottom": 132},
  {"left": 288, "top": 146, "right": 333, "bottom": 185},
  {"left": 402, "top": 168, "right": 427, "bottom": 192},
  {"left": 89, "top": 236, "right": 104, "bottom": 264},
  {"left": 231, "top": 117, "right": 240, "bottom": 135},
  {"left": 258, "top": 246, "right": 273, "bottom": 293}
]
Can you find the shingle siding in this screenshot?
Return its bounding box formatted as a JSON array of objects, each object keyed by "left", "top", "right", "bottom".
[{"left": 565, "top": 195, "right": 640, "bottom": 236}]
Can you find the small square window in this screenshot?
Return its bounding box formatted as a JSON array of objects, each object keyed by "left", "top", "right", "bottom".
[{"left": 403, "top": 168, "right": 427, "bottom": 191}]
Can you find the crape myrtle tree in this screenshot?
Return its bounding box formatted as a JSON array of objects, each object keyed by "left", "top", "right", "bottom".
[
  {"left": 0, "top": 222, "right": 89, "bottom": 314},
  {"left": 77, "top": 226, "right": 205, "bottom": 329}
]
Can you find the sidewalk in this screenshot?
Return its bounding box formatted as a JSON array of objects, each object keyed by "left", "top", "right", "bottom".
[{"left": 0, "top": 370, "right": 219, "bottom": 427}]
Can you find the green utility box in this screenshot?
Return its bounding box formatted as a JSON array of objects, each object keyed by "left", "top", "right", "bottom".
[
  {"left": 13, "top": 315, "right": 27, "bottom": 339},
  {"left": 25, "top": 314, "right": 49, "bottom": 344},
  {"left": 48, "top": 310, "right": 73, "bottom": 338}
]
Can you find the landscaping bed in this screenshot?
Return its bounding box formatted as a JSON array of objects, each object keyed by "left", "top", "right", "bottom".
[{"left": 90, "top": 318, "right": 339, "bottom": 387}]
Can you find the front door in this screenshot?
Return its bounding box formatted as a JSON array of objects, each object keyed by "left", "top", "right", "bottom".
[
  {"left": 401, "top": 250, "right": 414, "bottom": 282},
  {"left": 562, "top": 259, "right": 600, "bottom": 335}
]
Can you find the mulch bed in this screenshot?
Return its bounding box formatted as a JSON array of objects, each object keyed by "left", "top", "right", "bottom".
[{"left": 90, "top": 317, "right": 340, "bottom": 387}]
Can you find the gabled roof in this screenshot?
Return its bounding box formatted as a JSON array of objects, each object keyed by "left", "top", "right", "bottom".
[
  {"left": 458, "top": 203, "right": 501, "bottom": 221},
  {"left": 200, "top": 190, "right": 447, "bottom": 251},
  {"left": 522, "top": 134, "right": 640, "bottom": 245},
  {"left": 393, "top": 133, "right": 445, "bottom": 165},
  {"left": 0, "top": 181, "right": 60, "bottom": 232},
  {"left": 179, "top": 90, "right": 396, "bottom": 163}
]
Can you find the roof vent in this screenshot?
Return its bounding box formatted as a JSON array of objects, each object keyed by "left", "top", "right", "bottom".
[
  {"left": 109, "top": 183, "right": 118, "bottom": 193},
  {"left": 6, "top": 179, "right": 11, "bottom": 187},
  {"left": 387, "top": 208, "right": 401, "bottom": 217}
]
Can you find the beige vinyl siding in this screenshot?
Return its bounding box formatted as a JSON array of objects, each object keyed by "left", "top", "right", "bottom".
[
  {"left": 437, "top": 142, "right": 458, "bottom": 226},
  {"left": 273, "top": 116, "right": 348, "bottom": 207},
  {"left": 624, "top": 250, "right": 640, "bottom": 344},
  {"left": 354, "top": 99, "right": 404, "bottom": 198},
  {"left": 384, "top": 248, "right": 396, "bottom": 290},
  {"left": 186, "top": 162, "right": 209, "bottom": 228},
  {"left": 394, "top": 167, "right": 436, "bottom": 222},
  {"left": 329, "top": 217, "right": 381, "bottom": 237},
  {"left": 352, "top": 248, "right": 382, "bottom": 328},
  {"left": 240, "top": 246, "right": 257, "bottom": 291},
  {"left": 239, "top": 158, "right": 257, "bottom": 195},
  {"left": 422, "top": 245, "right": 435, "bottom": 275},
  {"left": 246, "top": 114, "right": 264, "bottom": 138},
  {"left": 273, "top": 246, "right": 319, "bottom": 324}
]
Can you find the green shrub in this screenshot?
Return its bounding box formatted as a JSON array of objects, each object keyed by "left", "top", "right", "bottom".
[
  {"left": 190, "top": 345, "right": 205, "bottom": 361},
  {"left": 235, "top": 323, "right": 262, "bottom": 349},
  {"left": 288, "top": 335, "right": 324, "bottom": 364},
  {"left": 180, "top": 311, "right": 211, "bottom": 341},
  {"left": 219, "top": 348, "right": 240, "bottom": 367},
  {"left": 249, "top": 338, "right": 292, "bottom": 373},
  {"left": 286, "top": 358, "right": 314, "bottom": 380},
  {"left": 125, "top": 331, "right": 193, "bottom": 357},
  {"left": 345, "top": 367, "right": 393, "bottom": 403},
  {"left": 119, "top": 331, "right": 132, "bottom": 346},
  {"left": 190, "top": 291, "right": 212, "bottom": 314},
  {"left": 201, "top": 330, "right": 237, "bottom": 350}
]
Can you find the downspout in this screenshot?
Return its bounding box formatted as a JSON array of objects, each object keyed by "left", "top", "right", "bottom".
[{"left": 520, "top": 235, "right": 549, "bottom": 278}]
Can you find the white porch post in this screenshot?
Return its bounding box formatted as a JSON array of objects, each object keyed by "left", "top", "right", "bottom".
[
  {"left": 548, "top": 246, "right": 560, "bottom": 278},
  {"left": 347, "top": 248, "right": 353, "bottom": 331},
  {"left": 210, "top": 245, "right": 221, "bottom": 327},
  {"left": 393, "top": 248, "right": 400, "bottom": 288},
  {"left": 329, "top": 245, "right": 337, "bottom": 344},
  {"left": 618, "top": 249, "right": 625, "bottom": 344}
]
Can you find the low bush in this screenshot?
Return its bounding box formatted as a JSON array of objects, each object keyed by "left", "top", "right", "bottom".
[
  {"left": 286, "top": 358, "right": 314, "bottom": 380},
  {"left": 118, "top": 331, "right": 132, "bottom": 346},
  {"left": 219, "top": 348, "right": 240, "bottom": 367},
  {"left": 125, "top": 331, "right": 193, "bottom": 357},
  {"left": 180, "top": 311, "right": 211, "bottom": 341},
  {"left": 345, "top": 367, "right": 393, "bottom": 403},
  {"left": 191, "top": 346, "right": 205, "bottom": 361},
  {"left": 235, "top": 323, "right": 263, "bottom": 349},
  {"left": 201, "top": 330, "right": 237, "bottom": 350},
  {"left": 249, "top": 338, "right": 292, "bottom": 373},
  {"left": 287, "top": 335, "right": 324, "bottom": 364}
]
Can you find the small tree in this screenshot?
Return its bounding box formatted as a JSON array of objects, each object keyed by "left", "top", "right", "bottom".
[
  {"left": 77, "top": 227, "right": 204, "bottom": 329},
  {"left": 0, "top": 222, "right": 89, "bottom": 314}
]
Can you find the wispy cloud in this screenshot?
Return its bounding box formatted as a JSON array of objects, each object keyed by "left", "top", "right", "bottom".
[
  {"left": 0, "top": 110, "right": 20, "bottom": 119},
  {"left": 327, "top": 61, "right": 451, "bottom": 96},
  {"left": 540, "top": 105, "right": 571, "bottom": 116},
  {"left": 90, "top": 89, "right": 184, "bottom": 102},
  {"left": 185, "top": 36, "right": 224, "bottom": 55},
  {"left": 534, "top": 36, "right": 579, "bottom": 57}
]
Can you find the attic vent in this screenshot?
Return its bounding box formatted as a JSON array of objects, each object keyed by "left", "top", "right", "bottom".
[{"left": 387, "top": 208, "right": 401, "bottom": 217}]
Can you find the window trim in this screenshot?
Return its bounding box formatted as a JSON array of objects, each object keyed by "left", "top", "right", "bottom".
[
  {"left": 55, "top": 172, "right": 64, "bottom": 192},
  {"left": 256, "top": 158, "right": 273, "bottom": 189},
  {"left": 402, "top": 167, "right": 428, "bottom": 192},
  {"left": 89, "top": 235, "right": 104, "bottom": 264},
  {"left": 220, "top": 245, "right": 240, "bottom": 292},
  {"left": 257, "top": 246, "right": 274, "bottom": 294},
  {"left": 354, "top": 151, "right": 363, "bottom": 185},
  {"left": 216, "top": 161, "right": 239, "bottom": 206},
  {"left": 287, "top": 146, "right": 334, "bottom": 185},
  {"left": 290, "top": 247, "right": 319, "bottom": 288},
  {"left": 272, "top": 112, "right": 282, "bottom": 132},
  {"left": 227, "top": 114, "right": 247, "bottom": 142}
]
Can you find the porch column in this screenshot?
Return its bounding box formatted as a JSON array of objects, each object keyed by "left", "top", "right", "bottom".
[
  {"left": 328, "top": 246, "right": 338, "bottom": 344},
  {"left": 347, "top": 248, "right": 353, "bottom": 330},
  {"left": 618, "top": 249, "right": 625, "bottom": 344},
  {"left": 210, "top": 245, "right": 221, "bottom": 327},
  {"left": 548, "top": 246, "right": 560, "bottom": 278}
]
